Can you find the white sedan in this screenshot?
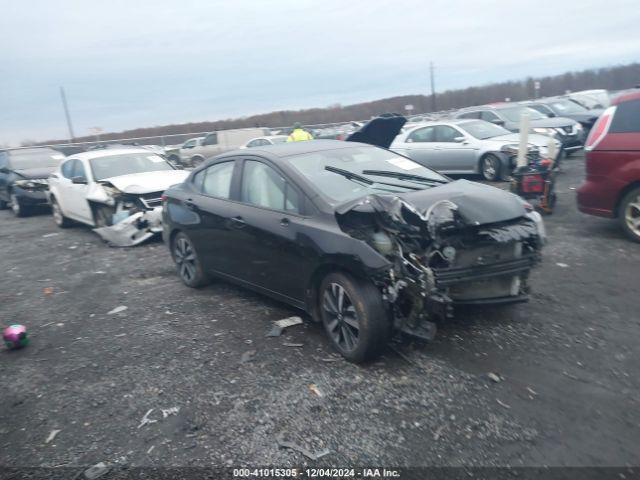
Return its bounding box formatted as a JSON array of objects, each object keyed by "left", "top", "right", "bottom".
[
  {"left": 47, "top": 148, "right": 189, "bottom": 246},
  {"left": 242, "top": 135, "right": 288, "bottom": 148}
]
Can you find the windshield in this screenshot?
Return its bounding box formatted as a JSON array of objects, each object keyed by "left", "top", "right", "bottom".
[
  {"left": 9, "top": 149, "right": 64, "bottom": 170},
  {"left": 498, "top": 106, "right": 546, "bottom": 122},
  {"left": 90, "top": 153, "right": 175, "bottom": 181},
  {"left": 284, "top": 146, "right": 447, "bottom": 203},
  {"left": 458, "top": 120, "right": 511, "bottom": 139},
  {"left": 548, "top": 99, "right": 588, "bottom": 114}
]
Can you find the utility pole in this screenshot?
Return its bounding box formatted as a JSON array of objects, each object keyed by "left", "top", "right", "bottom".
[
  {"left": 429, "top": 61, "right": 437, "bottom": 112},
  {"left": 59, "top": 86, "right": 75, "bottom": 142}
]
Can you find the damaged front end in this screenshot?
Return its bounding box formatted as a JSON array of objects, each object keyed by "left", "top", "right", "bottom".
[
  {"left": 90, "top": 181, "right": 165, "bottom": 247},
  {"left": 336, "top": 187, "right": 545, "bottom": 340}
]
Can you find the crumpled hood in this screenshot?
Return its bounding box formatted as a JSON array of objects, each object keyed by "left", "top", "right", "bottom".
[
  {"left": 102, "top": 170, "right": 189, "bottom": 194},
  {"left": 13, "top": 167, "right": 58, "bottom": 179},
  {"left": 337, "top": 179, "right": 526, "bottom": 226}
]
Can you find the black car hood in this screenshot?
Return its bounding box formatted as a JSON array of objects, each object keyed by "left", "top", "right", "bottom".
[
  {"left": 346, "top": 114, "right": 407, "bottom": 149},
  {"left": 336, "top": 179, "right": 526, "bottom": 226},
  {"left": 12, "top": 167, "right": 57, "bottom": 179},
  {"left": 529, "top": 117, "right": 575, "bottom": 128}
]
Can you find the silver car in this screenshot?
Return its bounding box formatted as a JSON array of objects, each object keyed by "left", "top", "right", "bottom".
[{"left": 390, "top": 119, "right": 561, "bottom": 181}]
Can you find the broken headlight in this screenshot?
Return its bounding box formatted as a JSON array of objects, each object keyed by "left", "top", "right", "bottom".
[
  {"left": 425, "top": 200, "right": 459, "bottom": 241},
  {"left": 14, "top": 178, "right": 48, "bottom": 190}
]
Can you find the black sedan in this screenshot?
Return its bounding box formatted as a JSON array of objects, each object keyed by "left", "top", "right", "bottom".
[
  {"left": 162, "top": 140, "right": 546, "bottom": 362},
  {"left": 0, "top": 148, "right": 65, "bottom": 216}
]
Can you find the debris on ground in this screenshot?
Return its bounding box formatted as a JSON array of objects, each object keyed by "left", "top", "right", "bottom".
[
  {"left": 42, "top": 233, "right": 59, "bottom": 238},
  {"left": 276, "top": 434, "right": 330, "bottom": 460},
  {"left": 309, "top": 384, "right": 324, "bottom": 398},
  {"left": 556, "top": 263, "right": 569, "bottom": 268},
  {"left": 161, "top": 407, "right": 180, "bottom": 418},
  {"left": 487, "top": 372, "right": 502, "bottom": 383},
  {"left": 526, "top": 387, "right": 538, "bottom": 396},
  {"left": 433, "top": 425, "right": 445, "bottom": 441},
  {"left": 321, "top": 356, "right": 341, "bottom": 363},
  {"left": 137, "top": 409, "right": 157, "bottom": 428},
  {"left": 240, "top": 350, "right": 256, "bottom": 363},
  {"left": 107, "top": 305, "right": 128, "bottom": 315},
  {"left": 283, "top": 342, "right": 304, "bottom": 347},
  {"left": 146, "top": 446, "right": 155, "bottom": 454},
  {"left": 84, "top": 462, "right": 110, "bottom": 480},
  {"left": 45, "top": 429, "right": 61, "bottom": 444},
  {"left": 496, "top": 399, "right": 511, "bottom": 409},
  {"left": 43, "top": 287, "right": 54, "bottom": 296},
  {"left": 267, "top": 316, "right": 303, "bottom": 337}
]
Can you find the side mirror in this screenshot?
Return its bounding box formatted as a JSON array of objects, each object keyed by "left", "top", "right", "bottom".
[
  {"left": 453, "top": 136, "right": 466, "bottom": 143},
  {"left": 491, "top": 119, "right": 505, "bottom": 126},
  {"left": 71, "top": 176, "right": 88, "bottom": 185}
]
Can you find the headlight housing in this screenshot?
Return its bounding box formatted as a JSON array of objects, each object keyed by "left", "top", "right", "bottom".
[
  {"left": 14, "top": 178, "right": 48, "bottom": 190},
  {"left": 500, "top": 144, "right": 520, "bottom": 155}
]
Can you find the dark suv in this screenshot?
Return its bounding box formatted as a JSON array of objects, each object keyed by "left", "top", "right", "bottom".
[
  {"left": 522, "top": 97, "right": 603, "bottom": 132},
  {"left": 0, "top": 148, "right": 65, "bottom": 216},
  {"left": 577, "top": 90, "right": 640, "bottom": 242},
  {"left": 455, "top": 103, "right": 585, "bottom": 154}
]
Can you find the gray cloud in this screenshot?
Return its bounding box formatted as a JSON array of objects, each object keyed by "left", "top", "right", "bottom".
[{"left": 1, "top": 0, "right": 639, "bottom": 144}]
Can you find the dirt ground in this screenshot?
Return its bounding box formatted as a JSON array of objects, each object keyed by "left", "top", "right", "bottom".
[{"left": 0, "top": 153, "right": 638, "bottom": 470}]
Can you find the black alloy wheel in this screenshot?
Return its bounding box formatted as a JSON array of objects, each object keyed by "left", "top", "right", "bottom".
[{"left": 172, "top": 232, "right": 209, "bottom": 287}]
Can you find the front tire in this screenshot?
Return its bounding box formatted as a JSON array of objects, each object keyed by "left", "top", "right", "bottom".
[
  {"left": 190, "top": 156, "right": 205, "bottom": 168},
  {"left": 51, "top": 196, "right": 72, "bottom": 228},
  {"left": 319, "top": 272, "right": 390, "bottom": 363},
  {"left": 480, "top": 154, "right": 502, "bottom": 182},
  {"left": 619, "top": 187, "right": 640, "bottom": 243},
  {"left": 10, "top": 193, "right": 30, "bottom": 217},
  {"left": 171, "top": 232, "right": 210, "bottom": 287}
]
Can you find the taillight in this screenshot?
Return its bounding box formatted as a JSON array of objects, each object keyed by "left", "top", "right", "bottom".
[
  {"left": 161, "top": 194, "right": 168, "bottom": 201},
  {"left": 585, "top": 106, "right": 615, "bottom": 151}
]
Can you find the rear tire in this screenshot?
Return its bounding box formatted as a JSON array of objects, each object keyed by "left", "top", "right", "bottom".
[
  {"left": 319, "top": 272, "right": 390, "bottom": 363},
  {"left": 190, "top": 156, "right": 205, "bottom": 168},
  {"left": 619, "top": 186, "right": 640, "bottom": 243},
  {"left": 480, "top": 154, "right": 501, "bottom": 182},
  {"left": 171, "top": 232, "right": 210, "bottom": 287},
  {"left": 51, "top": 196, "right": 72, "bottom": 228}
]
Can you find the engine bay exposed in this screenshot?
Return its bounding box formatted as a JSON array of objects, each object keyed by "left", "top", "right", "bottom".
[{"left": 336, "top": 194, "right": 545, "bottom": 340}]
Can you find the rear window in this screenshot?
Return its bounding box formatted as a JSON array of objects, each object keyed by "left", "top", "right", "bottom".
[{"left": 610, "top": 99, "right": 640, "bottom": 133}]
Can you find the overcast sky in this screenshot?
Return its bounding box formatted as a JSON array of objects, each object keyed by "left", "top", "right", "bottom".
[{"left": 1, "top": 0, "right": 639, "bottom": 145}]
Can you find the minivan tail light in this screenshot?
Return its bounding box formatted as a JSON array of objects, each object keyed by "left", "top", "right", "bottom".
[
  {"left": 161, "top": 194, "right": 168, "bottom": 201},
  {"left": 585, "top": 106, "right": 616, "bottom": 151}
]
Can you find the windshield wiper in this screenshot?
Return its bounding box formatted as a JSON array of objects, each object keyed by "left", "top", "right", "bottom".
[
  {"left": 324, "top": 166, "right": 420, "bottom": 190},
  {"left": 361, "top": 170, "right": 448, "bottom": 184}
]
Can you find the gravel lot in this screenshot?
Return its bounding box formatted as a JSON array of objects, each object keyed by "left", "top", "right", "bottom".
[{"left": 1, "top": 152, "right": 638, "bottom": 469}]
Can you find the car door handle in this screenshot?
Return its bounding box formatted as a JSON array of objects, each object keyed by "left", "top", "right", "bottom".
[
  {"left": 280, "top": 217, "right": 290, "bottom": 227},
  {"left": 185, "top": 199, "right": 198, "bottom": 211},
  {"left": 230, "top": 216, "right": 246, "bottom": 228}
]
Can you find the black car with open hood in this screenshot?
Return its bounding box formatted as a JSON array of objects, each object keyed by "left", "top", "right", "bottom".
[{"left": 162, "top": 139, "right": 545, "bottom": 363}]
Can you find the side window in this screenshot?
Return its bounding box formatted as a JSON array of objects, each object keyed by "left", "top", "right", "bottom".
[
  {"left": 480, "top": 111, "right": 500, "bottom": 122},
  {"left": 183, "top": 139, "right": 196, "bottom": 148},
  {"left": 201, "top": 161, "right": 234, "bottom": 198},
  {"left": 435, "top": 125, "right": 461, "bottom": 142},
  {"left": 408, "top": 126, "right": 435, "bottom": 143},
  {"left": 202, "top": 133, "right": 218, "bottom": 146},
  {"left": 0, "top": 152, "right": 7, "bottom": 168},
  {"left": 459, "top": 111, "right": 480, "bottom": 119},
  {"left": 247, "top": 140, "right": 259, "bottom": 148},
  {"left": 191, "top": 169, "right": 205, "bottom": 191},
  {"left": 610, "top": 99, "right": 640, "bottom": 133},
  {"left": 531, "top": 105, "right": 551, "bottom": 115},
  {"left": 61, "top": 160, "right": 76, "bottom": 179},
  {"left": 240, "top": 160, "right": 300, "bottom": 213},
  {"left": 72, "top": 161, "right": 87, "bottom": 180}
]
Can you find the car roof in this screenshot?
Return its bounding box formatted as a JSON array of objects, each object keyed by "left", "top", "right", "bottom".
[
  {"left": 459, "top": 103, "right": 521, "bottom": 112},
  {"left": 219, "top": 139, "right": 363, "bottom": 160},
  {"left": 67, "top": 148, "right": 154, "bottom": 161},
  {"left": 612, "top": 89, "right": 640, "bottom": 106},
  {"left": 403, "top": 119, "right": 474, "bottom": 131}
]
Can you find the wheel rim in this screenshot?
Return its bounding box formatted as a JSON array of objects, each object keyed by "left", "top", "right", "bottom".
[
  {"left": 10, "top": 194, "right": 20, "bottom": 215},
  {"left": 174, "top": 237, "right": 197, "bottom": 282},
  {"left": 322, "top": 282, "right": 360, "bottom": 352},
  {"left": 624, "top": 193, "right": 640, "bottom": 236},
  {"left": 52, "top": 201, "right": 63, "bottom": 225},
  {"left": 483, "top": 157, "right": 497, "bottom": 180}
]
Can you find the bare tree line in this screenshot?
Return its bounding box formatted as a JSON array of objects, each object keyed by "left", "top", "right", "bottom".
[{"left": 34, "top": 62, "right": 640, "bottom": 146}]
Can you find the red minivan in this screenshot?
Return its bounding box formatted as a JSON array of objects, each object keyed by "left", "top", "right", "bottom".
[{"left": 577, "top": 89, "right": 640, "bottom": 242}]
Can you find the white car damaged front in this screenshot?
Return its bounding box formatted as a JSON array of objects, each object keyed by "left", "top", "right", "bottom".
[{"left": 91, "top": 170, "right": 189, "bottom": 246}]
